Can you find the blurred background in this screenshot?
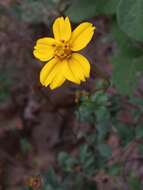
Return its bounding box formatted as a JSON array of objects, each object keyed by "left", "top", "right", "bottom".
[{"left": 0, "top": 0, "right": 143, "bottom": 189}]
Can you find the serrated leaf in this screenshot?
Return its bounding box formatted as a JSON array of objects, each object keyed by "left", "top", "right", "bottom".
[
  {"left": 91, "top": 91, "right": 108, "bottom": 105},
  {"left": 95, "top": 106, "right": 111, "bottom": 142},
  {"left": 112, "top": 55, "right": 143, "bottom": 95},
  {"left": 96, "top": 106, "right": 110, "bottom": 122},
  {"left": 76, "top": 102, "right": 95, "bottom": 124},
  {"left": 117, "top": 0, "right": 143, "bottom": 41}
]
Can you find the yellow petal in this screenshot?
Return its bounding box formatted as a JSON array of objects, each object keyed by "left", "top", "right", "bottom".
[
  {"left": 33, "top": 49, "right": 54, "bottom": 62},
  {"left": 68, "top": 57, "right": 85, "bottom": 82},
  {"left": 36, "top": 37, "right": 56, "bottom": 46},
  {"left": 50, "top": 75, "right": 65, "bottom": 89},
  {"left": 70, "top": 53, "right": 90, "bottom": 78},
  {"left": 70, "top": 22, "right": 95, "bottom": 51},
  {"left": 53, "top": 17, "right": 71, "bottom": 42},
  {"left": 40, "top": 57, "right": 58, "bottom": 86},
  {"left": 62, "top": 59, "right": 80, "bottom": 84},
  {"left": 34, "top": 37, "right": 56, "bottom": 61}
]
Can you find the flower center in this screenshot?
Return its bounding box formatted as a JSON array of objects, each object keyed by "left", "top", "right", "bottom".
[{"left": 54, "top": 42, "right": 72, "bottom": 60}]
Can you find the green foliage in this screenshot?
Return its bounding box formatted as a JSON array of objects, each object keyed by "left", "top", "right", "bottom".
[
  {"left": 43, "top": 168, "right": 60, "bottom": 189},
  {"left": 111, "top": 20, "right": 143, "bottom": 57},
  {"left": 22, "top": 91, "right": 143, "bottom": 190},
  {"left": 20, "top": 138, "right": 32, "bottom": 154},
  {"left": 107, "top": 163, "right": 123, "bottom": 176},
  {"left": 114, "top": 123, "right": 135, "bottom": 146},
  {"left": 75, "top": 91, "right": 143, "bottom": 188},
  {"left": 111, "top": 20, "right": 143, "bottom": 96},
  {"left": 38, "top": 166, "right": 97, "bottom": 190},
  {"left": 135, "top": 125, "right": 143, "bottom": 139},
  {"left": 100, "top": 0, "right": 119, "bottom": 15},
  {"left": 58, "top": 144, "right": 97, "bottom": 177},
  {"left": 65, "top": 0, "right": 96, "bottom": 23},
  {"left": 97, "top": 143, "right": 112, "bottom": 159},
  {"left": 117, "top": 0, "right": 143, "bottom": 42},
  {"left": 76, "top": 90, "right": 109, "bottom": 124},
  {"left": 127, "top": 174, "right": 141, "bottom": 190},
  {"left": 129, "top": 97, "right": 143, "bottom": 108},
  {"left": 58, "top": 152, "right": 77, "bottom": 172},
  {"left": 112, "top": 55, "right": 143, "bottom": 95},
  {"left": 11, "top": 0, "right": 58, "bottom": 24},
  {"left": 79, "top": 144, "right": 96, "bottom": 176},
  {"left": 65, "top": 0, "right": 119, "bottom": 22}
]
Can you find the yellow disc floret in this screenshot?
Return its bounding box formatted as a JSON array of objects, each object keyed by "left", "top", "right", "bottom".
[{"left": 54, "top": 42, "right": 72, "bottom": 60}]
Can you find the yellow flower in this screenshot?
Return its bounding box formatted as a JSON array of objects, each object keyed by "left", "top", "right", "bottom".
[{"left": 33, "top": 17, "right": 95, "bottom": 89}]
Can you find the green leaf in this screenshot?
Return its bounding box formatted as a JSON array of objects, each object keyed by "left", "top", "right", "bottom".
[
  {"left": 108, "top": 163, "right": 123, "bottom": 176},
  {"left": 129, "top": 97, "right": 143, "bottom": 108},
  {"left": 91, "top": 91, "right": 108, "bottom": 105},
  {"left": 79, "top": 144, "right": 90, "bottom": 163},
  {"left": 95, "top": 106, "right": 111, "bottom": 142},
  {"left": 111, "top": 20, "right": 143, "bottom": 96},
  {"left": 86, "top": 133, "right": 97, "bottom": 145},
  {"left": 20, "top": 138, "right": 32, "bottom": 154},
  {"left": 108, "top": 95, "right": 121, "bottom": 116},
  {"left": 65, "top": 0, "right": 119, "bottom": 22},
  {"left": 136, "top": 125, "right": 143, "bottom": 139},
  {"left": 79, "top": 144, "right": 88, "bottom": 157},
  {"left": 65, "top": 0, "right": 96, "bottom": 22},
  {"left": 76, "top": 102, "right": 95, "bottom": 124},
  {"left": 79, "top": 144, "right": 96, "bottom": 175},
  {"left": 44, "top": 167, "right": 59, "bottom": 188},
  {"left": 112, "top": 55, "right": 143, "bottom": 95},
  {"left": 58, "top": 152, "right": 77, "bottom": 172},
  {"left": 114, "top": 123, "right": 135, "bottom": 146},
  {"left": 96, "top": 0, "right": 119, "bottom": 15},
  {"left": 97, "top": 144, "right": 112, "bottom": 159},
  {"left": 96, "top": 122, "right": 110, "bottom": 142},
  {"left": 96, "top": 106, "right": 110, "bottom": 122},
  {"left": 117, "top": 0, "right": 143, "bottom": 41},
  {"left": 127, "top": 175, "right": 141, "bottom": 190},
  {"left": 111, "top": 20, "right": 143, "bottom": 57}
]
